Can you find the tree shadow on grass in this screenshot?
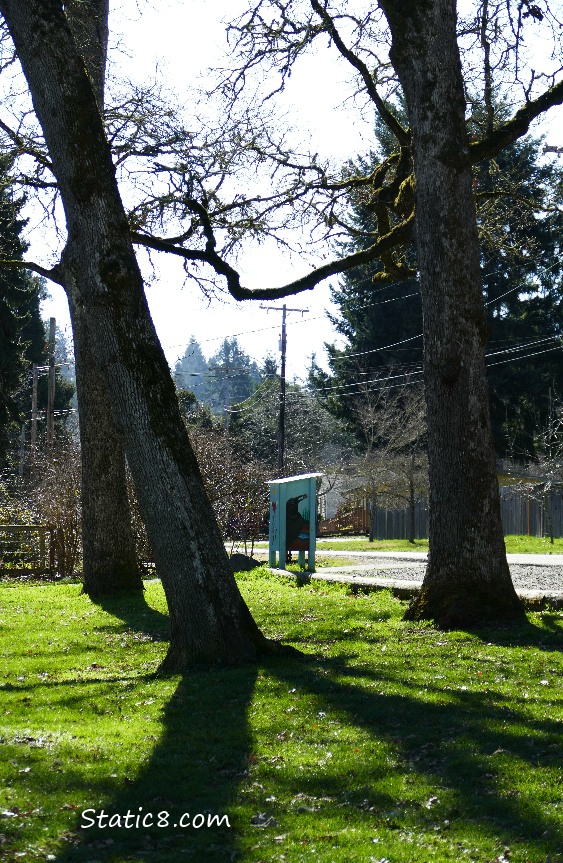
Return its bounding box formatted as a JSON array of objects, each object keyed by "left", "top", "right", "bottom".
[
  {"left": 261, "top": 650, "right": 562, "bottom": 860},
  {"left": 53, "top": 665, "right": 257, "bottom": 863},
  {"left": 90, "top": 588, "right": 170, "bottom": 643},
  {"left": 471, "top": 614, "right": 563, "bottom": 648},
  {"left": 21, "top": 587, "right": 258, "bottom": 863}
]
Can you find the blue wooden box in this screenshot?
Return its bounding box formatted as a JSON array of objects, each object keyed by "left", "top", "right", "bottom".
[{"left": 267, "top": 473, "right": 323, "bottom": 571}]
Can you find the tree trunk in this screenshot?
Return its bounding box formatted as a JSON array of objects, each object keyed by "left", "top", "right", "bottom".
[
  {"left": 68, "top": 292, "right": 142, "bottom": 595},
  {"left": 65, "top": 0, "right": 142, "bottom": 596},
  {"left": 379, "top": 0, "right": 524, "bottom": 627},
  {"left": 407, "top": 460, "right": 415, "bottom": 545},
  {"left": 1, "top": 0, "right": 283, "bottom": 668},
  {"left": 368, "top": 492, "right": 376, "bottom": 542},
  {"left": 542, "top": 490, "right": 554, "bottom": 544}
]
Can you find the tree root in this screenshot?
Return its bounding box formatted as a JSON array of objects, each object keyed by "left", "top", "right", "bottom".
[{"left": 404, "top": 582, "right": 527, "bottom": 629}]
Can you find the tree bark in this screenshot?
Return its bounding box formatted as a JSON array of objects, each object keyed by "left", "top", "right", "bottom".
[
  {"left": 69, "top": 292, "right": 142, "bottom": 595},
  {"left": 64, "top": 0, "right": 108, "bottom": 109},
  {"left": 378, "top": 0, "right": 525, "bottom": 626},
  {"left": 64, "top": 0, "right": 142, "bottom": 596},
  {"left": 407, "top": 461, "right": 415, "bottom": 545},
  {"left": 1, "top": 0, "right": 282, "bottom": 668}
]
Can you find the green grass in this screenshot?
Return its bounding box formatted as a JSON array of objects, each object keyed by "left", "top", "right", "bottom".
[
  {"left": 503, "top": 535, "right": 563, "bottom": 554},
  {"left": 318, "top": 538, "right": 430, "bottom": 552},
  {"left": 0, "top": 571, "right": 562, "bottom": 863},
  {"left": 260, "top": 535, "right": 562, "bottom": 554}
]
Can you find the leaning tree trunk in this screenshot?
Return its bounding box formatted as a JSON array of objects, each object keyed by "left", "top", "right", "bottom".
[
  {"left": 379, "top": 0, "right": 524, "bottom": 627},
  {"left": 68, "top": 293, "right": 142, "bottom": 595},
  {"left": 1, "top": 0, "right": 282, "bottom": 668},
  {"left": 65, "top": 0, "right": 142, "bottom": 596}
]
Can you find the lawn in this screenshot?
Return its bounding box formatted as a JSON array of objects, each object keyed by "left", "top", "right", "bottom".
[
  {"left": 286, "top": 536, "right": 563, "bottom": 554},
  {"left": 0, "top": 571, "right": 561, "bottom": 863}
]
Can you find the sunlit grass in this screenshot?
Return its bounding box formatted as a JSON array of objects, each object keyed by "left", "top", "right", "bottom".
[
  {"left": 0, "top": 572, "right": 561, "bottom": 862},
  {"left": 260, "top": 535, "right": 562, "bottom": 554}
]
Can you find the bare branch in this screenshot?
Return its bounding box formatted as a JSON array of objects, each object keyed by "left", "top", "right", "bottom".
[
  {"left": 309, "top": 0, "right": 409, "bottom": 146},
  {"left": 471, "top": 79, "right": 563, "bottom": 161},
  {"left": 0, "top": 257, "right": 65, "bottom": 285},
  {"left": 0, "top": 116, "right": 53, "bottom": 171}
]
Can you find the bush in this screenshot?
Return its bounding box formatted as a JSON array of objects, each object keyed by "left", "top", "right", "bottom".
[{"left": 28, "top": 441, "right": 82, "bottom": 578}]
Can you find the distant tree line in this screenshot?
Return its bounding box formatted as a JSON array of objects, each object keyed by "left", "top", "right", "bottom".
[{"left": 172, "top": 336, "right": 263, "bottom": 416}]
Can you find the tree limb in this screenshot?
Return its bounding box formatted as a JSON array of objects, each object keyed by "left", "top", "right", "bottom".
[
  {"left": 309, "top": 0, "right": 409, "bottom": 147},
  {"left": 471, "top": 79, "right": 563, "bottom": 162},
  {"left": 0, "top": 117, "right": 53, "bottom": 171},
  {"left": 132, "top": 212, "right": 414, "bottom": 301},
  {"left": 0, "top": 257, "right": 65, "bottom": 285}
]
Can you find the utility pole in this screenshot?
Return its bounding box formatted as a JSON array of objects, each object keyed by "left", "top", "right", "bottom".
[
  {"left": 278, "top": 304, "right": 287, "bottom": 474},
  {"left": 18, "top": 424, "right": 25, "bottom": 479},
  {"left": 30, "top": 363, "right": 38, "bottom": 462},
  {"left": 260, "top": 303, "right": 309, "bottom": 474},
  {"left": 46, "top": 317, "right": 56, "bottom": 452}
]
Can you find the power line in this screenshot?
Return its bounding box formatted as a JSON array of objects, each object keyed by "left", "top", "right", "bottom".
[
  {"left": 300, "top": 337, "right": 563, "bottom": 402},
  {"left": 324, "top": 334, "right": 423, "bottom": 364},
  {"left": 224, "top": 382, "right": 277, "bottom": 414},
  {"left": 307, "top": 367, "right": 425, "bottom": 396},
  {"left": 45, "top": 260, "right": 562, "bottom": 370},
  {"left": 325, "top": 259, "right": 563, "bottom": 367},
  {"left": 164, "top": 313, "right": 324, "bottom": 354},
  {"left": 486, "top": 343, "right": 563, "bottom": 368},
  {"left": 485, "top": 334, "right": 561, "bottom": 358}
]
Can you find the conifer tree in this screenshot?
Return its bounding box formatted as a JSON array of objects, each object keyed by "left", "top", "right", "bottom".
[
  {"left": 315, "top": 131, "right": 563, "bottom": 458},
  {"left": 0, "top": 159, "right": 49, "bottom": 465}
]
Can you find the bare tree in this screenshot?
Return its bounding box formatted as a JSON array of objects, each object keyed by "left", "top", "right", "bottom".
[
  {"left": 351, "top": 375, "right": 428, "bottom": 543},
  {"left": 534, "top": 389, "right": 563, "bottom": 542},
  {"left": 207, "top": 0, "right": 563, "bottom": 625},
  {"left": 189, "top": 423, "right": 270, "bottom": 556},
  {"left": 30, "top": 439, "right": 82, "bottom": 579}
]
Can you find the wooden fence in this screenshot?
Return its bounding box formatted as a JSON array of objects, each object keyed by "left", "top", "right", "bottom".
[
  {"left": 0, "top": 525, "right": 54, "bottom": 575},
  {"left": 319, "top": 488, "right": 563, "bottom": 540},
  {"left": 499, "top": 488, "right": 563, "bottom": 538}
]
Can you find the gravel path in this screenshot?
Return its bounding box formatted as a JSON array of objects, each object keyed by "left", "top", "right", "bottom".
[
  {"left": 316, "top": 560, "right": 563, "bottom": 594},
  {"left": 312, "top": 554, "right": 563, "bottom": 597},
  {"left": 253, "top": 548, "right": 563, "bottom": 596}
]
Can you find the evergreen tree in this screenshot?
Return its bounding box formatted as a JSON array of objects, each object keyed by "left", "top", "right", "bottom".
[
  {"left": 475, "top": 133, "right": 563, "bottom": 457},
  {"left": 260, "top": 352, "right": 278, "bottom": 379},
  {"left": 174, "top": 335, "right": 263, "bottom": 417},
  {"left": 172, "top": 335, "right": 209, "bottom": 403},
  {"left": 204, "top": 337, "right": 260, "bottom": 415},
  {"left": 314, "top": 130, "right": 563, "bottom": 458},
  {"left": 0, "top": 159, "right": 48, "bottom": 465}
]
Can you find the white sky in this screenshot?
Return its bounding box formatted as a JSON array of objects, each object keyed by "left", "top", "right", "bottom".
[
  {"left": 36, "top": 0, "right": 563, "bottom": 381},
  {"left": 39, "top": 0, "right": 375, "bottom": 380}
]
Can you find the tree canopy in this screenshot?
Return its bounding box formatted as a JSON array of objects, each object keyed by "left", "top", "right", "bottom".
[{"left": 312, "top": 126, "right": 563, "bottom": 459}]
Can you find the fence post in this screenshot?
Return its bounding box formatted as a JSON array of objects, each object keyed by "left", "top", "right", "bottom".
[{"left": 39, "top": 529, "right": 46, "bottom": 571}]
